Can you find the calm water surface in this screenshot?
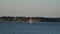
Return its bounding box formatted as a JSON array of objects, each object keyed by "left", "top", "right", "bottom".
[{"left": 0, "top": 21, "right": 60, "bottom": 34}]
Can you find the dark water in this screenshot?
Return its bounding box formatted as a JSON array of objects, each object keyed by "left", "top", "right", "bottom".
[{"left": 0, "top": 21, "right": 60, "bottom": 34}]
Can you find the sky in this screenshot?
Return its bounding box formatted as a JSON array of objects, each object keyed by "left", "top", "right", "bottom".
[{"left": 0, "top": 0, "right": 60, "bottom": 17}]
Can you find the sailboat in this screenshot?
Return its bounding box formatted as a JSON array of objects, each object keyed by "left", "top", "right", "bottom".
[{"left": 29, "top": 18, "right": 32, "bottom": 24}]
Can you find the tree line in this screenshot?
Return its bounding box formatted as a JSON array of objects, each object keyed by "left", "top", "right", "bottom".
[{"left": 0, "top": 16, "right": 60, "bottom": 22}]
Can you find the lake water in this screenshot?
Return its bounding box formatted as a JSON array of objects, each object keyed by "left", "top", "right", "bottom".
[{"left": 0, "top": 21, "right": 60, "bottom": 34}]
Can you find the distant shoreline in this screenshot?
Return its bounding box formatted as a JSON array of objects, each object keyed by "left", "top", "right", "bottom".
[{"left": 0, "top": 16, "right": 60, "bottom": 23}]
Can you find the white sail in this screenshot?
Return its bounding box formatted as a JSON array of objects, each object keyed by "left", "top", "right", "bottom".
[{"left": 29, "top": 19, "right": 32, "bottom": 24}]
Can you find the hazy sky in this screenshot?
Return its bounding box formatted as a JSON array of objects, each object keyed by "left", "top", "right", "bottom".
[{"left": 0, "top": 0, "right": 60, "bottom": 17}]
